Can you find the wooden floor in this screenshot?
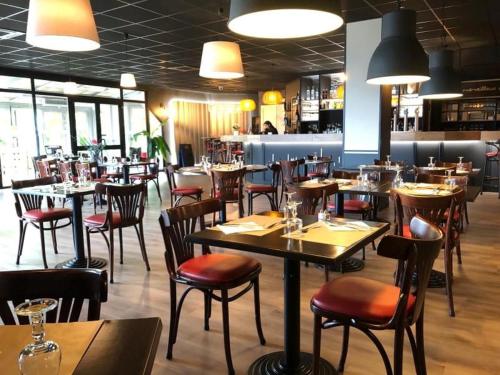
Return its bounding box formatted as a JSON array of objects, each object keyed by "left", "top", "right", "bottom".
[{"left": 1, "top": 174, "right": 500, "bottom": 375}]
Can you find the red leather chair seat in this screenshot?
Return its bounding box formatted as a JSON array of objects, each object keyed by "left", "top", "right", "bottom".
[
  {"left": 23, "top": 208, "right": 72, "bottom": 221},
  {"left": 172, "top": 187, "right": 203, "bottom": 196},
  {"left": 311, "top": 276, "right": 416, "bottom": 324},
  {"left": 84, "top": 212, "right": 121, "bottom": 227},
  {"left": 327, "top": 200, "right": 371, "bottom": 212},
  {"left": 245, "top": 184, "right": 275, "bottom": 193},
  {"left": 402, "top": 224, "right": 412, "bottom": 238},
  {"left": 232, "top": 150, "right": 245, "bottom": 155},
  {"left": 486, "top": 151, "right": 498, "bottom": 158},
  {"left": 215, "top": 189, "right": 239, "bottom": 200},
  {"left": 130, "top": 174, "right": 156, "bottom": 181},
  {"left": 178, "top": 253, "right": 260, "bottom": 286}
]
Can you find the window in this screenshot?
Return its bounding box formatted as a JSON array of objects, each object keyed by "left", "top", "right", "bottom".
[
  {"left": 124, "top": 102, "right": 147, "bottom": 154},
  {"left": 123, "top": 89, "right": 145, "bottom": 101},
  {"left": 35, "top": 80, "right": 121, "bottom": 99},
  {"left": 35, "top": 95, "right": 71, "bottom": 154},
  {"left": 74, "top": 102, "right": 97, "bottom": 146},
  {"left": 100, "top": 104, "right": 121, "bottom": 146},
  {"left": 0, "top": 75, "right": 31, "bottom": 91}
]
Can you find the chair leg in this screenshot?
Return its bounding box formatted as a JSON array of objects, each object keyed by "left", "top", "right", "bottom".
[
  {"left": 362, "top": 246, "right": 366, "bottom": 260},
  {"left": 393, "top": 324, "right": 405, "bottom": 375},
  {"left": 248, "top": 192, "right": 253, "bottom": 215},
  {"left": 456, "top": 238, "right": 462, "bottom": 265},
  {"left": 204, "top": 291, "right": 212, "bottom": 331},
  {"left": 324, "top": 267, "right": 329, "bottom": 282},
  {"left": 16, "top": 222, "right": 27, "bottom": 265},
  {"left": 86, "top": 228, "right": 92, "bottom": 268},
  {"left": 405, "top": 325, "right": 422, "bottom": 375},
  {"left": 153, "top": 179, "right": 162, "bottom": 202},
  {"left": 39, "top": 222, "right": 48, "bottom": 269},
  {"left": 109, "top": 229, "right": 115, "bottom": 283},
  {"left": 312, "top": 314, "right": 322, "bottom": 375},
  {"left": 49, "top": 221, "right": 58, "bottom": 254},
  {"left": 137, "top": 222, "right": 151, "bottom": 271},
  {"left": 221, "top": 289, "right": 235, "bottom": 375},
  {"left": 119, "top": 227, "right": 124, "bottom": 264},
  {"left": 167, "top": 280, "right": 177, "bottom": 360},
  {"left": 338, "top": 324, "right": 350, "bottom": 372},
  {"left": 416, "top": 313, "right": 427, "bottom": 375},
  {"left": 444, "top": 248, "right": 455, "bottom": 317},
  {"left": 253, "top": 278, "right": 266, "bottom": 345}
]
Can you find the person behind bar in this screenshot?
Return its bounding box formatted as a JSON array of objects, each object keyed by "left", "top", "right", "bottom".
[{"left": 262, "top": 120, "right": 278, "bottom": 135}]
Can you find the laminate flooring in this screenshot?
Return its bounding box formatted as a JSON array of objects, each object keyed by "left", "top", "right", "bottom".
[{"left": 1, "top": 174, "right": 499, "bottom": 374}]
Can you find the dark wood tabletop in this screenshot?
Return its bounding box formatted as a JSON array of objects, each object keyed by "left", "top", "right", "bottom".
[
  {"left": 74, "top": 318, "right": 162, "bottom": 375},
  {"left": 186, "top": 212, "right": 390, "bottom": 266},
  {"left": 12, "top": 183, "right": 97, "bottom": 198}
]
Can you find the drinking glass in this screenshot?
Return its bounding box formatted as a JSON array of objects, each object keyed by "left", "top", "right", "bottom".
[
  {"left": 457, "top": 156, "right": 464, "bottom": 171},
  {"left": 285, "top": 201, "right": 303, "bottom": 234},
  {"left": 428, "top": 156, "right": 435, "bottom": 168},
  {"left": 281, "top": 192, "right": 296, "bottom": 223},
  {"left": 386, "top": 155, "right": 391, "bottom": 168},
  {"left": 313, "top": 152, "right": 318, "bottom": 162},
  {"left": 15, "top": 299, "right": 61, "bottom": 375},
  {"left": 132, "top": 154, "right": 138, "bottom": 163},
  {"left": 111, "top": 156, "right": 117, "bottom": 164}
]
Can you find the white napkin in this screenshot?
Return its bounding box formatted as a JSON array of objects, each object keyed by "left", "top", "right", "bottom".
[
  {"left": 217, "top": 222, "right": 267, "bottom": 234},
  {"left": 323, "top": 221, "right": 372, "bottom": 231}
]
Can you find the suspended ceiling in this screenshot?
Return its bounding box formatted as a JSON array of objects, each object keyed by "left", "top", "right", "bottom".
[{"left": 0, "top": 0, "right": 497, "bottom": 92}]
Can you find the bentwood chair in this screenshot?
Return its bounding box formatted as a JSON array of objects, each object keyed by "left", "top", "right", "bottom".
[
  {"left": 328, "top": 170, "right": 373, "bottom": 219},
  {"left": 12, "top": 176, "right": 72, "bottom": 268},
  {"left": 165, "top": 164, "right": 203, "bottom": 207},
  {"left": 159, "top": 198, "right": 266, "bottom": 375},
  {"left": 0, "top": 269, "right": 108, "bottom": 324},
  {"left": 311, "top": 216, "right": 443, "bottom": 375},
  {"left": 306, "top": 156, "right": 331, "bottom": 179},
  {"left": 211, "top": 168, "right": 246, "bottom": 218},
  {"left": 130, "top": 161, "right": 162, "bottom": 202},
  {"left": 393, "top": 190, "right": 460, "bottom": 316},
  {"left": 84, "top": 183, "right": 150, "bottom": 283},
  {"left": 245, "top": 163, "right": 281, "bottom": 214},
  {"left": 35, "top": 160, "right": 52, "bottom": 177}
]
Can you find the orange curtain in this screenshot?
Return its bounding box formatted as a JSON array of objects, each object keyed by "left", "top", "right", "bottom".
[{"left": 172, "top": 100, "right": 250, "bottom": 162}]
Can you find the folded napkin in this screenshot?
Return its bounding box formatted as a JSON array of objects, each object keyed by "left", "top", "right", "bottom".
[
  {"left": 217, "top": 222, "right": 269, "bottom": 234},
  {"left": 322, "top": 220, "right": 372, "bottom": 231}
]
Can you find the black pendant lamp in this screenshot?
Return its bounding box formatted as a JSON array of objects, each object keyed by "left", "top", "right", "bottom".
[
  {"left": 228, "top": 0, "right": 343, "bottom": 39},
  {"left": 367, "top": 7, "right": 429, "bottom": 85},
  {"left": 419, "top": 50, "right": 462, "bottom": 99}
]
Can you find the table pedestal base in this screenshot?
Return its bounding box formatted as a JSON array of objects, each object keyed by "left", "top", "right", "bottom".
[
  {"left": 56, "top": 257, "right": 107, "bottom": 269},
  {"left": 248, "top": 351, "right": 337, "bottom": 375},
  {"left": 413, "top": 269, "right": 446, "bottom": 288}
]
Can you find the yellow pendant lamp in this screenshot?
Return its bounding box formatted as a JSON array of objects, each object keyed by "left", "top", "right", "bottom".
[
  {"left": 262, "top": 90, "right": 283, "bottom": 105},
  {"left": 240, "top": 99, "right": 256, "bottom": 112},
  {"left": 26, "top": 0, "right": 100, "bottom": 51}
]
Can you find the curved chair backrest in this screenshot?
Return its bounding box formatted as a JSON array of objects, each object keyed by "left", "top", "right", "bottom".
[
  {"left": 165, "top": 164, "right": 179, "bottom": 191},
  {"left": 58, "top": 161, "right": 73, "bottom": 181},
  {"left": 11, "top": 176, "right": 58, "bottom": 217},
  {"left": 211, "top": 168, "right": 246, "bottom": 202},
  {"left": 376, "top": 216, "right": 443, "bottom": 326},
  {"left": 36, "top": 160, "right": 51, "bottom": 177},
  {"left": 280, "top": 160, "right": 299, "bottom": 185},
  {"left": 99, "top": 183, "right": 146, "bottom": 227},
  {"left": 268, "top": 163, "right": 282, "bottom": 190},
  {"left": 416, "top": 173, "right": 468, "bottom": 188},
  {"left": 159, "top": 198, "right": 222, "bottom": 278},
  {"left": 415, "top": 167, "right": 447, "bottom": 177},
  {"left": 0, "top": 269, "right": 108, "bottom": 324},
  {"left": 287, "top": 183, "right": 338, "bottom": 215}
]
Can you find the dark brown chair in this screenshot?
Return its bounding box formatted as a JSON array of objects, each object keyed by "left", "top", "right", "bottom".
[
  {"left": 414, "top": 166, "right": 447, "bottom": 178},
  {"left": 245, "top": 163, "right": 281, "bottom": 214},
  {"left": 311, "top": 216, "right": 443, "bottom": 375},
  {"left": 393, "top": 190, "right": 461, "bottom": 316},
  {"left": 307, "top": 156, "right": 331, "bottom": 178},
  {"left": 0, "top": 269, "right": 108, "bottom": 324},
  {"left": 159, "top": 198, "right": 265, "bottom": 375},
  {"left": 12, "top": 176, "right": 72, "bottom": 268},
  {"left": 166, "top": 164, "right": 203, "bottom": 207},
  {"left": 287, "top": 183, "right": 338, "bottom": 216},
  {"left": 211, "top": 168, "right": 246, "bottom": 218},
  {"left": 84, "top": 183, "right": 150, "bottom": 283},
  {"left": 35, "top": 159, "right": 52, "bottom": 178},
  {"left": 328, "top": 171, "right": 372, "bottom": 219},
  {"left": 374, "top": 158, "right": 405, "bottom": 167},
  {"left": 130, "top": 162, "right": 162, "bottom": 202}
]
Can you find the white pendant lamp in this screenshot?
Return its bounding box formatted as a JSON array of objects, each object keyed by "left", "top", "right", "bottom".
[
  {"left": 63, "top": 81, "right": 79, "bottom": 96},
  {"left": 120, "top": 73, "right": 137, "bottom": 89},
  {"left": 228, "top": 0, "right": 343, "bottom": 39},
  {"left": 26, "top": 0, "right": 100, "bottom": 52},
  {"left": 199, "top": 41, "right": 244, "bottom": 79},
  {"left": 120, "top": 33, "right": 137, "bottom": 88}
]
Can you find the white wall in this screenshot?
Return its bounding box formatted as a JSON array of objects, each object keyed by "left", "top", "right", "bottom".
[{"left": 344, "top": 18, "right": 382, "bottom": 153}]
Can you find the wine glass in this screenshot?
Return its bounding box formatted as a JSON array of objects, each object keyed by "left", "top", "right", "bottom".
[
  {"left": 286, "top": 201, "right": 303, "bottom": 234},
  {"left": 457, "top": 156, "right": 464, "bottom": 171},
  {"left": 313, "top": 152, "right": 318, "bottom": 162},
  {"left": 386, "top": 155, "right": 391, "bottom": 168},
  {"left": 428, "top": 156, "right": 435, "bottom": 168},
  {"left": 15, "top": 299, "right": 61, "bottom": 375},
  {"left": 281, "top": 192, "right": 296, "bottom": 223}
]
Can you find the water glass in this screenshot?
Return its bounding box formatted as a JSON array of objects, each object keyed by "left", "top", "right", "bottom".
[
  {"left": 428, "top": 156, "right": 435, "bottom": 168},
  {"left": 313, "top": 152, "right": 318, "bottom": 162},
  {"left": 285, "top": 217, "right": 303, "bottom": 235}
]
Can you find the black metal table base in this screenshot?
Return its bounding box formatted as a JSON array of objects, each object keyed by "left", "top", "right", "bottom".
[
  {"left": 412, "top": 269, "right": 446, "bottom": 288},
  {"left": 328, "top": 257, "right": 365, "bottom": 273},
  {"left": 56, "top": 257, "right": 107, "bottom": 269},
  {"left": 248, "top": 351, "right": 337, "bottom": 375}
]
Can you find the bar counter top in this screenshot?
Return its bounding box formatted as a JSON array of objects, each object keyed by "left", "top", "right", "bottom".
[
  {"left": 220, "top": 133, "right": 343, "bottom": 143},
  {"left": 391, "top": 130, "right": 500, "bottom": 142}
]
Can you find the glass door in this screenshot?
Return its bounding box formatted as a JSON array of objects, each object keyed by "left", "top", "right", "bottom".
[{"left": 70, "top": 100, "right": 124, "bottom": 159}]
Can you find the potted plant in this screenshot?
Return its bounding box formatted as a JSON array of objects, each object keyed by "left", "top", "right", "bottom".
[
  {"left": 232, "top": 124, "right": 240, "bottom": 136},
  {"left": 132, "top": 126, "right": 170, "bottom": 162},
  {"left": 79, "top": 137, "right": 105, "bottom": 163}
]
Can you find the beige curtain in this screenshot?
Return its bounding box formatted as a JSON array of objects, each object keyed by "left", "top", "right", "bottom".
[{"left": 172, "top": 100, "right": 250, "bottom": 162}]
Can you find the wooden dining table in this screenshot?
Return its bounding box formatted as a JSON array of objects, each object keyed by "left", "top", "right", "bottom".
[
  {"left": 12, "top": 182, "right": 107, "bottom": 269},
  {"left": 0, "top": 318, "right": 162, "bottom": 375},
  {"left": 186, "top": 212, "right": 390, "bottom": 375},
  {"left": 177, "top": 164, "right": 268, "bottom": 176},
  {"left": 99, "top": 161, "right": 154, "bottom": 184}
]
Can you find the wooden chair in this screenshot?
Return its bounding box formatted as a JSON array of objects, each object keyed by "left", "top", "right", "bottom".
[
  {"left": 84, "top": 183, "right": 150, "bottom": 283},
  {"left": 306, "top": 156, "right": 331, "bottom": 179},
  {"left": 11, "top": 176, "right": 72, "bottom": 268},
  {"left": 0, "top": 269, "right": 107, "bottom": 324},
  {"left": 130, "top": 162, "right": 162, "bottom": 202},
  {"left": 414, "top": 166, "right": 447, "bottom": 178},
  {"left": 311, "top": 216, "right": 443, "bottom": 375},
  {"left": 328, "top": 170, "right": 372, "bottom": 219},
  {"left": 165, "top": 164, "right": 203, "bottom": 207},
  {"left": 35, "top": 160, "right": 52, "bottom": 177},
  {"left": 245, "top": 163, "right": 281, "bottom": 214},
  {"left": 58, "top": 161, "right": 76, "bottom": 182},
  {"left": 159, "top": 198, "right": 265, "bottom": 375},
  {"left": 374, "top": 159, "right": 405, "bottom": 167},
  {"left": 75, "top": 161, "right": 110, "bottom": 183},
  {"left": 287, "top": 183, "right": 338, "bottom": 216},
  {"left": 393, "top": 190, "right": 461, "bottom": 316},
  {"left": 211, "top": 168, "right": 246, "bottom": 219}
]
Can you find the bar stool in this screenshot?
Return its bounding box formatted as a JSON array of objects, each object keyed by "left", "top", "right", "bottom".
[{"left": 482, "top": 140, "right": 500, "bottom": 198}]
